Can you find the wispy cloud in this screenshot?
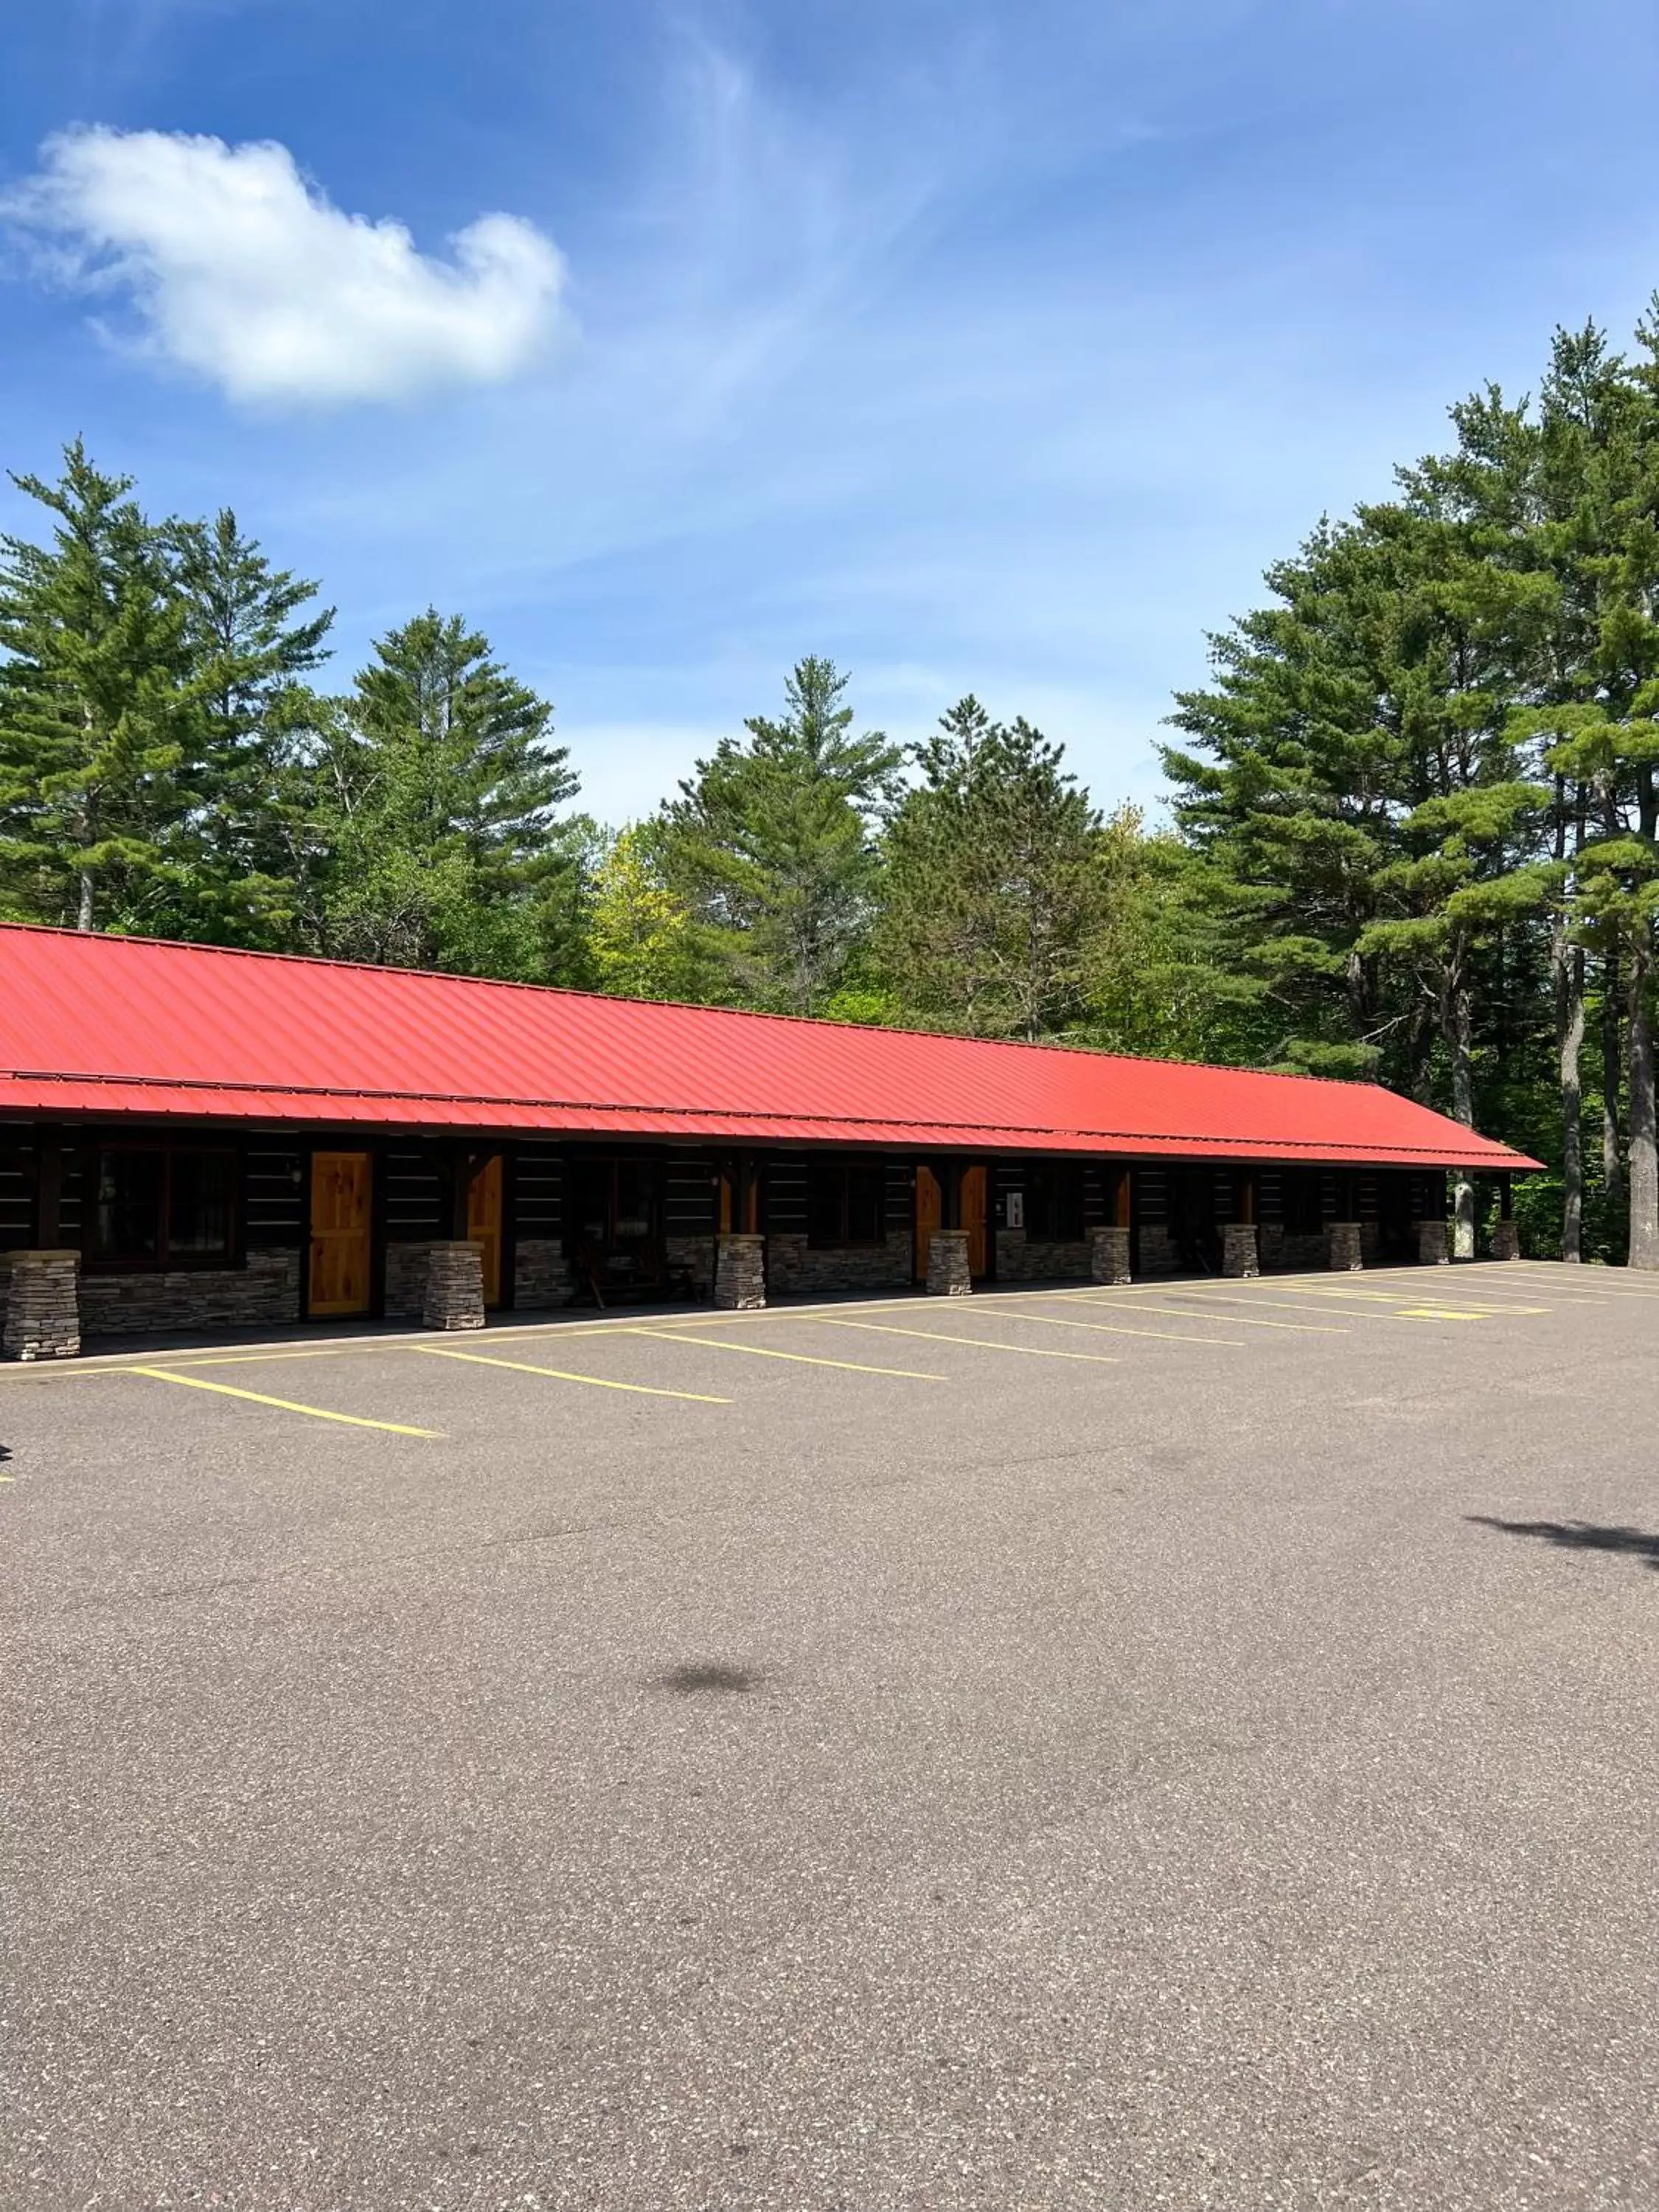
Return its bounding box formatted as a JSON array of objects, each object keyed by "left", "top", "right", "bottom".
[{"left": 4, "top": 125, "right": 566, "bottom": 406}]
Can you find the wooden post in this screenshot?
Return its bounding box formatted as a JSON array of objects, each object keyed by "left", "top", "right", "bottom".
[
  {"left": 942, "top": 1160, "right": 962, "bottom": 1231},
  {"left": 1237, "top": 1170, "right": 1256, "bottom": 1226},
  {"left": 447, "top": 1145, "right": 476, "bottom": 1240},
  {"left": 34, "top": 1125, "right": 63, "bottom": 1250},
  {"left": 731, "top": 1155, "right": 759, "bottom": 1235}
]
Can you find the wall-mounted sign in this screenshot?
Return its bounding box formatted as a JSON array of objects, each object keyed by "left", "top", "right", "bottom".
[{"left": 1005, "top": 1190, "right": 1024, "bottom": 1230}]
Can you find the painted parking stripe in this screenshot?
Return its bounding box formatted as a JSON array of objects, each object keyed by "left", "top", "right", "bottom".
[
  {"left": 626, "top": 1326, "right": 945, "bottom": 1382},
  {"left": 1064, "top": 1292, "right": 1348, "bottom": 1334},
  {"left": 1009, "top": 1304, "right": 1247, "bottom": 1348},
  {"left": 1281, "top": 1284, "right": 1545, "bottom": 1316},
  {"left": 810, "top": 1316, "right": 1119, "bottom": 1363},
  {"left": 1121, "top": 1285, "right": 1502, "bottom": 1323},
  {"left": 129, "top": 1366, "right": 442, "bottom": 1436},
  {"left": 415, "top": 1345, "right": 732, "bottom": 1403}
]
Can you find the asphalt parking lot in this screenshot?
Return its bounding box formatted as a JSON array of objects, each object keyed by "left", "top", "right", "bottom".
[{"left": 3, "top": 1262, "right": 1658, "bottom": 2211}]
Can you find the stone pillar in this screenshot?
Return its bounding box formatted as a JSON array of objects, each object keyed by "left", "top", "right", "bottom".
[
  {"left": 1326, "top": 1221, "right": 1363, "bottom": 1273},
  {"left": 1222, "top": 1222, "right": 1259, "bottom": 1279},
  {"left": 1489, "top": 1220, "right": 1521, "bottom": 1260},
  {"left": 925, "top": 1228, "right": 973, "bottom": 1296},
  {"left": 1417, "top": 1220, "right": 1450, "bottom": 1266},
  {"left": 1090, "top": 1225, "right": 1131, "bottom": 1285},
  {"left": 714, "top": 1233, "right": 766, "bottom": 1310},
  {"left": 2, "top": 1250, "right": 82, "bottom": 1360},
  {"left": 422, "top": 1240, "right": 486, "bottom": 1332}
]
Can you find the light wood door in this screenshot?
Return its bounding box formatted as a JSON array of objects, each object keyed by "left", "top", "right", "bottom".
[
  {"left": 310, "top": 1152, "right": 372, "bottom": 1317},
  {"left": 915, "top": 1165, "right": 942, "bottom": 1283},
  {"left": 467, "top": 1152, "right": 504, "bottom": 1308},
  {"left": 961, "top": 1163, "right": 989, "bottom": 1277}
]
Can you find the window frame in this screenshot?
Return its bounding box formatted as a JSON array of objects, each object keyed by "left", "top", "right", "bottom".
[
  {"left": 1023, "top": 1159, "right": 1086, "bottom": 1244},
  {"left": 1281, "top": 1166, "right": 1324, "bottom": 1237},
  {"left": 563, "top": 1150, "right": 664, "bottom": 1261},
  {"left": 806, "top": 1155, "right": 887, "bottom": 1250},
  {"left": 85, "top": 1141, "right": 241, "bottom": 1273}
]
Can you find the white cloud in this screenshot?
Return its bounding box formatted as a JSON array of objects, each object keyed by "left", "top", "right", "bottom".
[{"left": 4, "top": 125, "right": 566, "bottom": 406}]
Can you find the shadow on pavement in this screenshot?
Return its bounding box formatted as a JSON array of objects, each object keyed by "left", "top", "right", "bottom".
[
  {"left": 658, "top": 1663, "right": 763, "bottom": 1694},
  {"left": 1469, "top": 1515, "right": 1659, "bottom": 1570}
]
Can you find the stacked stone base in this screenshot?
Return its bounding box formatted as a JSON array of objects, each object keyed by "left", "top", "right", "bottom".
[
  {"left": 765, "top": 1231, "right": 910, "bottom": 1295},
  {"left": 3, "top": 1251, "right": 81, "bottom": 1360},
  {"left": 1135, "top": 1224, "right": 1180, "bottom": 1276},
  {"left": 715, "top": 1234, "right": 767, "bottom": 1310},
  {"left": 422, "top": 1241, "right": 486, "bottom": 1331},
  {"left": 926, "top": 1229, "right": 973, "bottom": 1296},
  {"left": 79, "top": 1248, "right": 301, "bottom": 1338},
  {"left": 1326, "top": 1221, "right": 1363, "bottom": 1272},
  {"left": 1417, "top": 1220, "right": 1450, "bottom": 1266},
  {"left": 1222, "top": 1223, "right": 1259, "bottom": 1279},
  {"left": 1090, "top": 1226, "right": 1131, "bottom": 1285},
  {"left": 1489, "top": 1220, "right": 1521, "bottom": 1261},
  {"left": 995, "top": 1231, "right": 1091, "bottom": 1282},
  {"left": 514, "top": 1237, "right": 574, "bottom": 1308}
]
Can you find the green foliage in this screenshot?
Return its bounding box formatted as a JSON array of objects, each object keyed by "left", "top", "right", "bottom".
[
  {"left": 660, "top": 657, "right": 900, "bottom": 1015},
  {"left": 874, "top": 699, "right": 1101, "bottom": 1040},
  {"left": 586, "top": 824, "right": 704, "bottom": 1001},
  {"left": 305, "top": 608, "right": 581, "bottom": 978},
  {"left": 0, "top": 442, "right": 197, "bottom": 932}
]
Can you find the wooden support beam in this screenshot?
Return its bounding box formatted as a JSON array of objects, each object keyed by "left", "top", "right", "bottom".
[{"left": 34, "top": 1125, "right": 63, "bottom": 1248}]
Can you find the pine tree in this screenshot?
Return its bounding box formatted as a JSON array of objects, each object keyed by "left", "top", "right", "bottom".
[
  {"left": 0, "top": 442, "right": 196, "bottom": 932},
  {"left": 661, "top": 657, "right": 900, "bottom": 1015},
  {"left": 874, "top": 699, "right": 1104, "bottom": 1040},
  {"left": 306, "top": 610, "right": 580, "bottom": 977},
  {"left": 161, "top": 508, "right": 334, "bottom": 943}
]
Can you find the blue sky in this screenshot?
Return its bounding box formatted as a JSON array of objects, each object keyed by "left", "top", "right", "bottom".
[{"left": 4, "top": 0, "right": 1659, "bottom": 826}]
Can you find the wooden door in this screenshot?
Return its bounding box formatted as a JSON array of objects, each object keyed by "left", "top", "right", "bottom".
[
  {"left": 467, "top": 1153, "right": 504, "bottom": 1307},
  {"left": 961, "top": 1163, "right": 989, "bottom": 1277},
  {"left": 310, "top": 1152, "right": 372, "bottom": 1318},
  {"left": 915, "top": 1165, "right": 942, "bottom": 1283}
]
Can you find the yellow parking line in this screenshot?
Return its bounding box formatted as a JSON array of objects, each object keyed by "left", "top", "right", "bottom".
[
  {"left": 416, "top": 1346, "right": 731, "bottom": 1404},
  {"left": 811, "top": 1317, "right": 1119, "bottom": 1363},
  {"left": 1284, "top": 1284, "right": 1545, "bottom": 1316},
  {"left": 129, "top": 1366, "right": 442, "bottom": 1436},
  {"left": 625, "top": 1326, "right": 945, "bottom": 1382},
  {"left": 1121, "top": 1285, "right": 1495, "bottom": 1323},
  {"left": 1009, "top": 1307, "right": 1246, "bottom": 1348},
  {"left": 1065, "top": 1293, "right": 1346, "bottom": 1335}
]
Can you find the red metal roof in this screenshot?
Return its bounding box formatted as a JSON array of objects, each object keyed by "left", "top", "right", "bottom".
[{"left": 0, "top": 925, "right": 1539, "bottom": 1169}]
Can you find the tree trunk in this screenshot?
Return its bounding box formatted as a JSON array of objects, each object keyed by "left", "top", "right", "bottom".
[
  {"left": 1553, "top": 783, "right": 1585, "bottom": 1262},
  {"left": 1447, "top": 956, "right": 1476, "bottom": 1259},
  {"left": 1563, "top": 948, "right": 1586, "bottom": 1262},
  {"left": 1627, "top": 936, "right": 1658, "bottom": 1270},
  {"left": 77, "top": 869, "right": 95, "bottom": 932},
  {"left": 1602, "top": 953, "right": 1624, "bottom": 1208}
]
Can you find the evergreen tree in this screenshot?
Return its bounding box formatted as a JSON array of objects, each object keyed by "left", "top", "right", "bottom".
[
  {"left": 0, "top": 442, "right": 196, "bottom": 932},
  {"left": 161, "top": 509, "right": 334, "bottom": 943},
  {"left": 307, "top": 610, "right": 580, "bottom": 978},
  {"left": 661, "top": 657, "right": 900, "bottom": 1015},
  {"left": 874, "top": 699, "right": 1103, "bottom": 1040}
]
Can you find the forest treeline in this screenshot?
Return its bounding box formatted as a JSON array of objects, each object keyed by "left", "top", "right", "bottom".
[{"left": 10, "top": 307, "right": 1659, "bottom": 1265}]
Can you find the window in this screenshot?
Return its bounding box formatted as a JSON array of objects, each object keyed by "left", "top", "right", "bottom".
[
  {"left": 1282, "top": 1168, "right": 1322, "bottom": 1236},
  {"left": 566, "top": 1154, "right": 661, "bottom": 1259},
  {"left": 91, "top": 1147, "right": 235, "bottom": 1267},
  {"left": 1025, "top": 1161, "right": 1085, "bottom": 1242},
  {"left": 807, "top": 1157, "right": 885, "bottom": 1247}
]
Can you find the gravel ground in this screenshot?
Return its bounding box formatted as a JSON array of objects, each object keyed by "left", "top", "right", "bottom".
[{"left": 1, "top": 1262, "right": 1656, "bottom": 2211}]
